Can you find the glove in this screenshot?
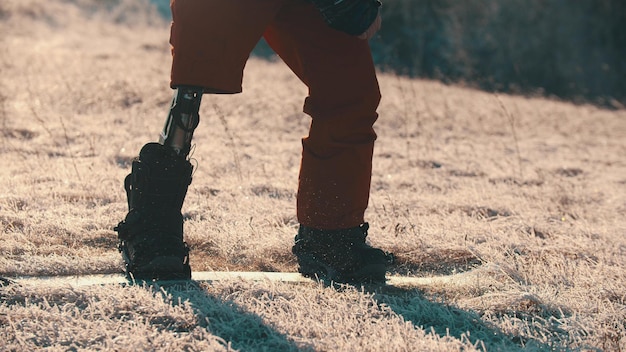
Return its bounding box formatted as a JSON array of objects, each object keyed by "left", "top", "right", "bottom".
[{"left": 310, "top": 0, "right": 382, "bottom": 37}]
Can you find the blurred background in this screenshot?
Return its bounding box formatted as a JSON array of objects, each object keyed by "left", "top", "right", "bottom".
[{"left": 150, "top": 0, "right": 626, "bottom": 108}]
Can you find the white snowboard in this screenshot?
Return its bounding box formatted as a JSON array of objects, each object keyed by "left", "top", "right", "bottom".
[{"left": 8, "top": 264, "right": 503, "bottom": 288}]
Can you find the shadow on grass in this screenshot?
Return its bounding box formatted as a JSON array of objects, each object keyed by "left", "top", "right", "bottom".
[
  {"left": 160, "top": 278, "right": 553, "bottom": 351},
  {"left": 162, "top": 282, "right": 310, "bottom": 352},
  {"left": 368, "top": 286, "right": 549, "bottom": 351},
  {"left": 376, "top": 251, "right": 554, "bottom": 349}
]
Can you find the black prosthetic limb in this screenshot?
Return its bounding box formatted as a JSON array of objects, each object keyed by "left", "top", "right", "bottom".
[
  {"left": 159, "top": 86, "right": 203, "bottom": 156},
  {"left": 115, "top": 86, "right": 203, "bottom": 280}
]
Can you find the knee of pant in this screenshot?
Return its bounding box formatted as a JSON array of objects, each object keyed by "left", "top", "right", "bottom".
[
  {"left": 307, "top": 113, "right": 378, "bottom": 152},
  {"left": 333, "top": 111, "right": 379, "bottom": 144},
  {"left": 305, "top": 71, "right": 381, "bottom": 114},
  {"left": 305, "top": 86, "right": 380, "bottom": 131}
]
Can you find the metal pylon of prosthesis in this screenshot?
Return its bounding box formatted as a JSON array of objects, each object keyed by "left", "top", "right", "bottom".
[{"left": 159, "top": 86, "right": 203, "bottom": 157}]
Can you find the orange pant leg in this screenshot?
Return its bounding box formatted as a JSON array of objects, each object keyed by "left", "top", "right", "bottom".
[
  {"left": 263, "top": 3, "right": 382, "bottom": 229},
  {"left": 169, "top": 0, "right": 282, "bottom": 93},
  {"left": 169, "top": 0, "right": 381, "bottom": 229}
]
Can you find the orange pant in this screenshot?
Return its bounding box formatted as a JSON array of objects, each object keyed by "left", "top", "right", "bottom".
[{"left": 170, "top": 0, "right": 381, "bottom": 229}]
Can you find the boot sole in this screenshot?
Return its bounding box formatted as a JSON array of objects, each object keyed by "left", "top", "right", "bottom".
[
  {"left": 127, "top": 256, "right": 191, "bottom": 281},
  {"left": 297, "top": 254, "right": 386, "bottom": 284}
]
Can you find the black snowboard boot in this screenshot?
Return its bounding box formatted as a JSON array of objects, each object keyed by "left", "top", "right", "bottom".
[
  {"left": 114, "top": 143, "right": 193, "bottom": 280},
  {"left": 292, "top": 223, "right": 392, "bottom": 284}
]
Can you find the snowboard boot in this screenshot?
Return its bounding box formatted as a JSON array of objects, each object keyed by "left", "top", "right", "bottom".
[
  {"left": 292, "top": 223, "right": 393, "bottom": 284},
  {"left": 114, "top": 143, "right": 193, "bottom": 281}
]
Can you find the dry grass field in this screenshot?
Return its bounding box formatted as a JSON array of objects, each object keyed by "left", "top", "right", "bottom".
[{"left": 1, "top": 0, "right": 625, "bottom": 350}]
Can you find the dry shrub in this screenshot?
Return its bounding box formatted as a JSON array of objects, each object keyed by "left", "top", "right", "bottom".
[{"left": 376, "top": 0, "right": 626, "bottom": 106}]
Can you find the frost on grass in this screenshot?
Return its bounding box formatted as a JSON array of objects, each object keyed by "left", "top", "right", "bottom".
[
  {"left": 0, "top": 281, "right": 486, "bottom": 351},
  {"left": 0, "top": 283, "right": 228, "bottom": 351},
  {"left": 1, "top": 0, "right": 625, "bottom": 350}
]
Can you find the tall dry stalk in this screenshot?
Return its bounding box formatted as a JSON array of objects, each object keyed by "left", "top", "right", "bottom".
[
  {"left": 212, "top": 103, "right": 244, "bottom": 182},
  {"left": 495, "top": 94, "right": 523, "bottom": 179},
  {"left": 396, "top": 75, "right": 413, "bottom": 165}
]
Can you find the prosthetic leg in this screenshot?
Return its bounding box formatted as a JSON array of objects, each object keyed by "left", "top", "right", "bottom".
[{"left": 115, "top": 86, "right": 203, "bottom": 280}]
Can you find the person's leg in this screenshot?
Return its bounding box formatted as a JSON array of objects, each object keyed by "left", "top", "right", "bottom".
[
  {"left": 264, "top": 2, "right": 381, "bottom": 231},
  {"left": 169, "top": 0, "right": 283, "bottom": 93},
  {"left": 263, "top": 2, "right": 390, "bottom": 283},
  {"left": 116, "top": 0, "right": 281, "bottom": 280}
]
